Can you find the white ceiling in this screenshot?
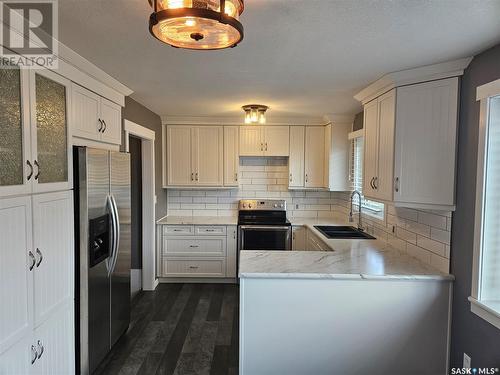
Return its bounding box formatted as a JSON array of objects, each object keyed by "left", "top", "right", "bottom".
[{"left": 58, "top": 0, "right": 500, "bottom": 118}]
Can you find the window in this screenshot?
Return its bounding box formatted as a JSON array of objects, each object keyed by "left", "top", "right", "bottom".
[
  {"left": 470, "top": 79, "right": 500, "bottom": 329},
  {"left": 349, "top": 133, "right": 385, "bottom": 221}
]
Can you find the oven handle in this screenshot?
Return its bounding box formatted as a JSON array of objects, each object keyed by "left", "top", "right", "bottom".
[{"left": 238, "top": 226, "right": 291, "bottom": 230}]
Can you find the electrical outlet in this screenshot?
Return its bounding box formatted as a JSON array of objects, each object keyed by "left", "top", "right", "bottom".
[{"left": 463, "top": 353, "right": 471, "bottom": 369}]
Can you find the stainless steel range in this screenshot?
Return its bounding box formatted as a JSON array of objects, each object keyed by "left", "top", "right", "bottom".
[{"left": 238, "top": 199, "right": 291, "bottom": 251}]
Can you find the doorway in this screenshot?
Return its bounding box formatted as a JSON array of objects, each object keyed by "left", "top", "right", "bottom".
[{"left": 124, "top": 120, "right": 157, "bottom": 291}]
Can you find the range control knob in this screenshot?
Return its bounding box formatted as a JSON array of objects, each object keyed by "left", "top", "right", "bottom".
[
  {"left": 243, "top": 203, "right": 247, "bottom": 209},
  {"left": 273, "top": 204, "right": 278, "bottom": 208},
  {"left": 248, "top": 204, "right": 252, "bottom": 209},
  {"left": 280, "top": 204, "right": 284, "bottom": 208}
]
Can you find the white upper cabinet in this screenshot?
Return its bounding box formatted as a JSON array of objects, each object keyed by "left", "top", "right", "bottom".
[
  {"left": 192, "top": 126, "right": 224, "bottom": 186},
  {"left": 0, "top": 67, "right": 72, "bottom": 198},
  {"left": 167, "top": 126, "right": 192, "bottom": 186},
  {"left": 394, "top": 78, "right": 459, "bottom": 209},
  {"left": 289, "top": 126, "right": 305, "bottom": 187},
  {"left": 363, "top": 90, "right": 395, "bottom": 202},
  {"left": 99, "top": 98, "right": 122, "bottom": 145},
  {"left": 239, "top": 126, "right": 263, "bottom": 156},
  {"left": 71, "top": 83, "right": 122, "bottom": 146},
  {"left": 224, "top": 126, "right": 240, "bottom": 186},
  {"left": 304, "top": 126, "right": 326, "bottom": 188},
  {"left": 264, "top": 126, "right": 289, "bottom": 156},
  {"left": 239, "top": 126, "right": 290, "bottom": 157},
  {"left": 166, "top": 125, "right": 224, "bottom": 187},
  {"left": 361, "top": 78, "right": 459, "bottom": 210}
]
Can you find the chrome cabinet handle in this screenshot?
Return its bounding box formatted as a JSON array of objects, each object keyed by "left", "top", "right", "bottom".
[
  {"left": 102, "top": 120, "right": 107, "bottom": 133},
  {"left": 98, "top": 119, "right": 103, "bottom": 132},
  {"left": 189, "top": 266, "right": 199, "bottom": 269},
  {"left": 34, "top": 160, "right": 40, "bottom": 180},
  {"left": 370, "top": 177, "right": 375, "bottom": 189},
  {"left": 191, "top": 172, "right": 194, "bottom": 181},
  {"left": 189, "top": 245, "right": 199, "bottom": 248},
  {"left": 27, "top": 160, "right": 34, "bottom": 181},
  {"left": 374, "top": 177, "right": 378, "bottom": 190},
  {"left": 31, "top": 345, "right": 37, "bottom": 364},
  {"left": 235, "top": 173, "right": 238, "bottom": 182},
  {"left": 305, "top": 174, "right": 308, "bottom": 183},
  {"left": 265, "top": 142, "right": 268, "bottom": 151},
  {"left": 173, "top": 229, "right": 182, "bottom": 232},
  {"left": 36, "top": 340, "right": 44, "bottom": 359},
  {"left": 195, "top": 172, "right": 199, "bottom": 181},
  {"left": 289, "top": 173, "right": 292, "bottom": 182},
  {"left": 205, "top": 229, "right": 215, "bottom": 232},
  {"left": 395, "top": 177, "right": 400, "bottom": 192},
  {"left": 28, "top": 251, "right": 36, "bottom": 271},
  {"left": 260, "top": 143, "right": 263, "bottom": 151},
  {"left": 36, "top": 248, "right": 43, "bottom": 267}
]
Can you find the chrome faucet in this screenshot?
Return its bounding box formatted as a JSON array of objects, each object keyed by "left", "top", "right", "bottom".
[{"left": 349, "top": 190, "right": 364, "bottom": 231}]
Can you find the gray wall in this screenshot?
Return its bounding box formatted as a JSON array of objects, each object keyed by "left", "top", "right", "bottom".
[
  {"left": 450, "top": 44, "right": 500, "bottom": 367},
  {"left": 122, "top": 97, "right": 166, "bottom": 220}
]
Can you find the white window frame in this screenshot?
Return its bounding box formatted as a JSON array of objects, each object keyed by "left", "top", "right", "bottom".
[
  {"left": 470, "top": 77, "right": 500, "bottom": 330},
  {"left": 348, "top": 130, "right": 386, "bottom": 224}
]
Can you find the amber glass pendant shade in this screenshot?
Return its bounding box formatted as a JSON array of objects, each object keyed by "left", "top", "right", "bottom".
[{"left": 149, "top": 0, "right": 244, "bottom": 50}]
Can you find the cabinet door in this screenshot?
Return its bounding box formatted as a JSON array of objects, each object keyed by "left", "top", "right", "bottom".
[
  {"left": 32, "top": 302, "right": 74, "bottom": 375},
  {"left": 226, "top": 226, "right": 237, "bottom": 278},
  {"left": 239, "top": 126, "right": 263, "bottom": 156},
  {"left": 264, "top": 126, "right": 289, "bottom": 156},
  {"left": 0, "top": 197, "right": 33, "bottom": 355},
  {"left": 167, "top": 126, "right": 193, "bottom": 186},
  {"left": 193, "top": 126, "right": 223, "bottom": 186},
  {"left": 363, "top": 99, "right": 379, "bottom": 198},
  {"left": 71, "top": 83, "right": 100, "bottom": 141},
  {"left": 29, "top": 69, "right": 72, "bottom": 193},
  {"left": 289, "top": 126, "right": 305, "bottom": 187},
  {"left": 0, "top": 336, "right": 32, "bottom": 375},
  {"left": 292, "top": 226, "right": 306, "bottom": 250},
  {"left": 32, "top": 191, "right": 73, "bottom": 327},
  {"left": 100, "top": 98, "right": 122, "bottom": 145},
  {"left": 376, "top": 90, "right": 396, "bottom": 201},
  {"left": 304, "top": 126, "right": 326, "bottom": 188},
  {"left": 224, "top": 126, "right": 239, "bottom": 186},
  {"left": 0, "top": 66, "right": 32, "bottom": 197},
  {"left": 394, "top": 78, "right": 459, "bottom": 207}
]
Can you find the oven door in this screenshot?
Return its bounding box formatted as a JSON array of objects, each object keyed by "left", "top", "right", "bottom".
[{"left": 238, "top": 225, "right": 292, "bottom": 251}]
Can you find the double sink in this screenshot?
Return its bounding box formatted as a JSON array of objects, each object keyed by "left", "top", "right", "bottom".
[{"left": 314, "top": 226, "right": 375, "bottom": 240}]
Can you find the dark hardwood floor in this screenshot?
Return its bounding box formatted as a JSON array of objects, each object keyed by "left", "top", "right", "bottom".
[{"left": 93, "top": 283, "right": 239, "bottom": 375}]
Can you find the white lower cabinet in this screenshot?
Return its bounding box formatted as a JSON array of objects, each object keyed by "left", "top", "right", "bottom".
[
  {"left": 0, "top": 191, "right": 74, "bottom": 373},
  {"left": 161, "top": 225, "right": 237, "bottom": 279}
]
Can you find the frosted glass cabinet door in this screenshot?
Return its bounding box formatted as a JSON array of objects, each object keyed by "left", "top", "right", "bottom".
[
  {"left": 0, "top": 66, "right": 32, "bottom": 197},
  {"left": 30, "top": 69, "right": 72, "bottom": 193}
]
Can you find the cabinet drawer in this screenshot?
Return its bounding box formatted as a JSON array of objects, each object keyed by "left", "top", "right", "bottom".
[
  {"left": 163, "top": 237, "right": 226, "bottom": 257},
  {"left": 195, "top": 226, "right": 226, "bottom": 235},
  {"left": 163, "top": 225, "right": 194, "bottom": 236},
  {"left": 162, "top": 258, "right": 226, "bottom": 277}
]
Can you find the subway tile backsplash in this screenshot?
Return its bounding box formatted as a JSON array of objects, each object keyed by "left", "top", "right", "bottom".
[{"left": 166, "top": 157, "right": 452, "bottom": 273}]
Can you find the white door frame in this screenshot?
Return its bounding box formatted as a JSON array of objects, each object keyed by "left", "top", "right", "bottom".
[{"left": 124, "top": 120, "right": 158, "bottom": 291}]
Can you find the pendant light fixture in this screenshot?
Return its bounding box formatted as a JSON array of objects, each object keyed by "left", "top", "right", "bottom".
[
  {"left": 243, "top": 104, "right": 268, "bottom": 125},
  {"left": 149, "top": 0, "right": 244, "bottom": 50}
]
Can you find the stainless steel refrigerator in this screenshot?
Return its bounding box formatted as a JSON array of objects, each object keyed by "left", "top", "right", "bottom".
[{"left": 74, "top": 147, "right": 131, "bottom": 375}]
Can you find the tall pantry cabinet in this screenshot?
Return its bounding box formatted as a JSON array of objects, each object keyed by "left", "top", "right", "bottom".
[{"left": 0, "top": 65, "right": 75, "bottom": 374}]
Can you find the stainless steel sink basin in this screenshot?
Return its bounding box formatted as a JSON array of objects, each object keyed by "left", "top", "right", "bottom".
[{"left": 314, "top": 226, "right": 376, "bottom": 240}]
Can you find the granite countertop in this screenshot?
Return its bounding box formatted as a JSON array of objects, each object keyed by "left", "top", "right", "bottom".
[
  {"left": 156, "top": 216, "right": 238, "bottom": 225},
  {"left": 239, "top": 219, "right": 453, "bottom": 281}
]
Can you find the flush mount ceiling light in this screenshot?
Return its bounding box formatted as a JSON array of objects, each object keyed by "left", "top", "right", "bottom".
[
  {"left": 243, "top": 104, "right": 269, "bottom": 125},
  {"left": 148, "top": 0, "right": 244, "bottom": 50}
]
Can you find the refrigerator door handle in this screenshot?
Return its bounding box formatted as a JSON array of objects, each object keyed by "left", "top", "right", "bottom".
[
  {"left": 106, "top": 195, "right": 117, "bottom": 276},
  {"left": 110, "top": 194, "right": 120, "bottom": 274}
]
